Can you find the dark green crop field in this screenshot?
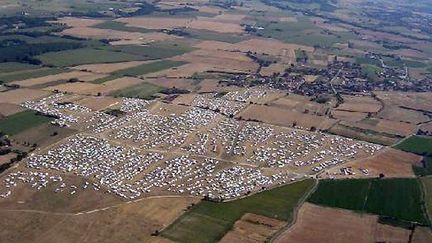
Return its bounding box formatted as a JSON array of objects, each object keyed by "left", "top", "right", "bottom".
[
  {"left": 308, "top": 178, "right": 429, "bottom": 225},
  {"left": 162, "top": 179, "right": 314, "bottom": 243},
  {"left": 395, "top": 136, "right": 432, "bottom": 155},
  {"left": 0, "top": 110, "right": 53, "bottom": 135}
]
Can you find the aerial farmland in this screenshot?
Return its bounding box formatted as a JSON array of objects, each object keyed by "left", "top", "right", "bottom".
[{"left": 0, "top": 0, "right": 431, "bottom": 242}]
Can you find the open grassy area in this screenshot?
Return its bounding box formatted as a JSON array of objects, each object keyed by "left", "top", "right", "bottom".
[
  {"left": 36, "top": 48, "right": 145, "bottom": 67},
  {"left": 308, "top": 178, "right": 429, "bottom": 225},
  {"left": 0, "top": 68, "right": 68, "bottom": 83},
  {"left": 110, "top": 82, "right": 165, "bottom": 100},
  {"left": 162, "top": 179, "right": 314, "bottom": 243},
  {"left": 0, "top": 110, "right": 53, "bottom": 135}
]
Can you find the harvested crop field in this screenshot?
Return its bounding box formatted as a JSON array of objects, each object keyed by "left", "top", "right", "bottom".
[
  {"left": 56, "top": 17, "right": 105, "bottom": 28},
  {"left": 75, "top": 96, "right": 121, "bottom": 111},
  {"left": 275, "top": 202, "right": 411, "bottom": 243},
  {"left": 324, "top": 148, "right": 422, "bottom": 178},
  {"left": 117, "top": 16, "right": 244, "bottom": 33},
  {"left": 162, "top": 180, "right": 314, "bottom": 243},
  {"left": 45, "top": 77, "right": 143, "bottom": 95},
  {"left": 0, "top": 103, "right": 25, "bottom": 117},
  {"left": 412, "top": 227, "right": 432, "bottom": 243},
  {"left": 237, "top": 104, "right": 336, "bottom": 130},
  {"left": 220, "top": 213, "right": 285, "bottom": 243},
  {"left": 11, "top": 71, "right": 102, "bottom": 87},
  {"left": 71, "top": 61, "right": 150, "bottom": 74},
  {"left": 376, "top": 92, "right": 432, "bottom": 113},
  {"left": 0, "top": 195, "right": 198, "bottom": 243},
  {"left": 331, "top": 110, "right": 367, "bottom": 122},
  {"left": 171, "top": 49, "right": 258, "bottom": 74},
  {"left": 378, "top": 105, "right": 430, "bottom": 124},
  {"left": 341, "top": 118, "right": 417, "bottom": 137},
  {"left": 0, "top": 88, "right": 50, "bottom": 104},
  {"left": 336, "top": 95, "right": 382, "bottom": 113},
  {"left": 61, "top": 27, "right": 176, "bottom": 44}
]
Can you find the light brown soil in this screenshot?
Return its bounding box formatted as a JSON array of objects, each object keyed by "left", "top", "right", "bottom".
[
  {"left": 45, "top": 77, "right": 143, "bottom": 95},
  {"left": 0, "top": 103, "right": 25, "bottom": 116},
  {"left": 0, "top": 193, "right": 197, "bottom": 243},
  {"left": 220, "top": 213, "right": 285, "bottom": 243},
  {"left": 275, "top": 203, "right": 410, "bottom": 243},
  {"left": 11, "top": 71, "right": 101, "bottom": 87},
  {"left": 412, "top": 227, "right": 432, "bottom": 243},
  {"left": 117, "top": 16, "right": 244, "bottom": 33},
  {"left": 171, "top": 49, "right": 258, "bottom": 74},
  {"left": 75, "top": 96, "right": 121, "bottom": 111},
  {"left": 0, "top": 88, "right": 50, "bottom": 104},
  {"left": 55, "top": 17, "right": 105, "bottom": 27},
  {"left": 61, "top": 27, "right": 176, "bottom": 44},
  {"left": 237, "top": 104, "right": 336, "bottom": 130},
  {"left": 323, "top": 148, "right": 421, "bottom": 179}
]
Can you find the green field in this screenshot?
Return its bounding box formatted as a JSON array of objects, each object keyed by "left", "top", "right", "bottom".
[
  {"left": 255, "top": 17, "right": 357, "bottom": 48},
  {"left": 94, "top": 60, "right": 187, "bottom": 83},
  {"left": 183, "top": 29, "right": 246, "bottom": 43},
  {"left": 308, "top": 178, "right": 429, "bottom": 225},
  {"left": 36, "top": 48, "right": 145, "bottom": 67},
  {"left": 0, "top": 62, "right": 40, "bottom": 74},
  {"left": 361, "top": 64, "right": 382, "bottom": 82},
  {"left": 421, "top": 177, "right": 432, "bottom": 222},
  {"left": 114, "top": 60, "right": 186, "bottom": 77},
  {"left": 93, "top": 21, "right": 152, "bottom": 33},
  {"left": 111, "top": 41, "right": 194, "bottom": 60},
  {"left": 162, "top": 179, "right": 314, "bottom": 243},
  {"left": 394, "top": 136, "right": 432, "bottom": 176},
  {"left": 0, "top": 110, "right": 53, "bottom": 135},
  {"left": 0, "top": 68, "right": 68, "bottom": 83},
  {"left": 395, "top": 136, "right": 432, "bottom": 155},
  {"left": 110, "top": 82, "right": 165, "bottom": 100}
]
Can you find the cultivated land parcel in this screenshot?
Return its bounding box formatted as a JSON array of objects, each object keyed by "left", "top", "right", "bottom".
[{"left": 0, "top": 0, "right": 432, "bottom": 242}]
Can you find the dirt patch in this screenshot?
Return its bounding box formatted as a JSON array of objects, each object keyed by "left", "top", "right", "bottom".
[
  {"left": 220, "top": 213, "right": 285, "bottom": 243},
  {"left": 275, "top": 202, "right": 410, "bottom": 243}
]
